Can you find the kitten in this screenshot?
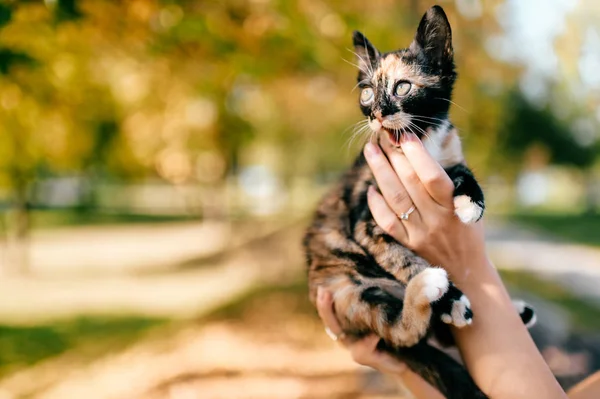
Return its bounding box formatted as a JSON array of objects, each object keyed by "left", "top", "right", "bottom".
[{"left": 304, "top": 6, "right": 535, "bottom": 399}]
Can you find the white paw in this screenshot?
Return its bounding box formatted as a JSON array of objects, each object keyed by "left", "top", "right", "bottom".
[
  {"left": 420, "top": 268, "right": 449, "bottom": 303},
  {"left": 441, "top": 295, "right": 473, "bottom": 328},
  {"left": 454, "top": 195, "right": 483, "bottom": 224}
]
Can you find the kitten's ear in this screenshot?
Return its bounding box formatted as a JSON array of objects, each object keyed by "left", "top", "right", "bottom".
[
  {"left": 352, "top": 30, "right": 379, "bottom": 77},
  {"left": 409, "top": 6, "right": 453, "bottom": 69}
]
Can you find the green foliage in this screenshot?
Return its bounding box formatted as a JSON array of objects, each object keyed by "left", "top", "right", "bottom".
[
  {"left": 0, "top": 3, "right": 12, "bottom": 28},
  {"left": 500, "top": 91, "right": 596, "bottom": 170},
  {"left": 54, "top": 0, "right": 83, "bottom": 23},
  {"left": 511, "top": 212, "right": 600, "bottom": 247},
  {"left": 203, "top": 275, "right": 312, "bottom": 322},
  {"left": 0, "top": 48, "right": 36, "bottom": 74},
  {"left": 28, "top": 209, "right": 196, "bottom": 230},
  {"left": 0, "top": 315, "right": 167, "bottom": 376},
  {"left": 0, "top": 0, "right": 595, "bottom": 214},
  {"left": 500, "top": 269, "right": 600, "bottom": 332}
]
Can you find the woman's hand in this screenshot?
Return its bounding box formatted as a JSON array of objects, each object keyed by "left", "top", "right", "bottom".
[
  {"left": 317, "top": 287, "right": 447, "bottom": 398},
  {"left": 316, "top": 287, "right": 408, "bottom": 375},
  {"left": 362, "top": 133, "right": 567, "bottom": 399},
  {"left": 363, "top": 132, "right": 487, "bottom": 281}
]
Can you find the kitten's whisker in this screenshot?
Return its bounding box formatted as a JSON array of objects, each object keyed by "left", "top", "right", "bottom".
[
  {"left": 342, "top": 120, "right": 368, "bottom": 141},
  {"left": 410, "top": 114, "right": 448, "bottom": 123},
  {"left": 411, "top": 115, "right": 464, "bottom": 132},
  {"left": 347, "top": 125, "right": 371, "bottom": 149},
  {"left": 352, "top": 78, "right": 371, "bottom": 93},
  {"left": 410, "top": 118, "right": 441, "bottom": 128},
  {"left": 410, "top": 117, "right": 444, "bottom": 124},
  {"left": 406, "top": 121, "right": 430, "bottom": 138},
  {"left": 342, "top": 119, "right": 368, "bottom": 134},
  {"left": 434, "top": 98, "right": 467, "bottom": 112},
  {"left": 349, "top": 41, "right": 375, "bottom": 76},
  {"left": 407, "top": 121, "right": 429, "bottom": 137},
  {"left": 344, "top": 119, "right": 372, "bottom": 150},
  {"left": 342, "top": 57, "right": 369, "bottom": 76},
  {"left": 408, "top": 121, "right": 440, "bottom": 151},
  {"left": 346, "top": 48, "right": 374, "bottom": 76}
]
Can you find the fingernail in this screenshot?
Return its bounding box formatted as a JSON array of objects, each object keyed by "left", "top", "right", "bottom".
[
  {"left": 367, "top": 185, "right": 376, "bottom": 197},
  {"left": 364, "top": 142, "right": 380, "bottom": 158},
  {"left": 400, "top": 132, "right": 417, "bottom": 143}
]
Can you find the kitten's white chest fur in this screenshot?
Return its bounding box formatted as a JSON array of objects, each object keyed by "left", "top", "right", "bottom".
[
  {"left": 421, "top": 120, "right": 464, "bottom": 168},
  {"left": 369, "top": 117, "right": 464, "bottom": 169}
]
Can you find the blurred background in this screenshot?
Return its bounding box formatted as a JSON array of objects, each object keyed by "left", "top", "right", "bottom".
[{"left": 0, "top": 0, "right": 599, "bottom": 398}]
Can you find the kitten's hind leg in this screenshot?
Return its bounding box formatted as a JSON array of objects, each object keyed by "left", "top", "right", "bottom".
[
  {"left": 329, "top": 267, "right": 451, "bottom": 347},
  {"left": 432, "top": 297, "right": 536, "bottom": 348},
  {"left": 393, "top": 267, "right": 453, "bottom": 346}
]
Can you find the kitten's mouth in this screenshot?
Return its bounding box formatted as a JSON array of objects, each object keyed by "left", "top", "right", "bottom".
[{"left": 383, "top": 127, "right": 408, "bottom": 146}]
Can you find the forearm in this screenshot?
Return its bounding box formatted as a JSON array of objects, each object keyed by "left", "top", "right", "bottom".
[
  {"left": 393, "top": 369, "right": 445, "bottom": 399},
  {"left": 451, "top": 256, "right": 566, "bottom": 399}
]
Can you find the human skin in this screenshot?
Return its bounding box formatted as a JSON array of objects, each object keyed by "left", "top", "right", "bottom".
[
  {"left": 316, "top": 287, "right": 445, "bottom": 399},
  {"left": 319, "top": 131, "right": 567, "bottom": 399}
]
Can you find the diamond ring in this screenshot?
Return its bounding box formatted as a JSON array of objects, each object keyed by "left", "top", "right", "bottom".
[
  {"left": 400, "top": 205, "right": 416, "bottom": 220},
  {"left": 325, "top": 327, "right": 347, "bottom": 342}
]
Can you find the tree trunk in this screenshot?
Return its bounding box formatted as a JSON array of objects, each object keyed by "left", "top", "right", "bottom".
[
  {"left": 583, "top": 169, "right": 598, "bottom": 215},
  {"left": 6, "top": 184, "right": 30, "bottom": 275}
]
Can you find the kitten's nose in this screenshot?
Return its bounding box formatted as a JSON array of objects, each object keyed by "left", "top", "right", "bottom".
[{"left": 374, "top": 110, "right": 383, "bottom": 121}]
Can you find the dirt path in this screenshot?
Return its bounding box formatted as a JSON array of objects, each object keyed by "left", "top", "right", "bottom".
[
  {"left": 0, "top": 220, "right": 300, "bottom": 323},
  {"left": 1, "top": 218, "right": 599, "bottom": 398},
  {"left": 486, "top": 219, "right": 600, "bottom": 305},
  {"left": 0, "top": 220, "right": 286, "bottom": 277}
]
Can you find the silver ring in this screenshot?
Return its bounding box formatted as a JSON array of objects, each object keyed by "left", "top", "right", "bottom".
[
  {"left": 325, "top": 327, "right": 346, "bottom": 342},
  {"left": 399, "top": 205, "right": 415, "bottom": 220}
]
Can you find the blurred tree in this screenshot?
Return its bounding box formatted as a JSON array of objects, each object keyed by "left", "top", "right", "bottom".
[
  {"left": 500, "top": 90, "right": 596, "bottom": 172},
  {"left": 0, "top": 0, "right": 144, "bottom": 272},
  {"left": 0, "top": 0, "right": 597, "bottom": 270},
  {"left": 498, "top": 90, "right": 599, "bottom": 212}
]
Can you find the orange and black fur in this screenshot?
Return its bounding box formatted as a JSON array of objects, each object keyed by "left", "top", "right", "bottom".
[{"left": 304, "top": 6, "right": 535, "bottom": 399}]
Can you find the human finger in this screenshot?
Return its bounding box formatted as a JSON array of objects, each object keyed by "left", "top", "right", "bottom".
[
  {"left": 349, "top": 335, "right": 409, "bottom": 375},
  {"left": 367, "top": 185, "right": 409, "bottom": 241},
  {"left": 364, "top": 143, "right": 421, "bottom": 223},
  {"left": 379, "top": 137, "right": 437, "bottom": 212},
  {"left": 399, "top": 132, "right": 455, "bottom": 207},
  {"left": 316, "top": 287, "right": 357, "bottom": 346}
]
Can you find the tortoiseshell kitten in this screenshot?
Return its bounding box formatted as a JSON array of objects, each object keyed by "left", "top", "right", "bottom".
[{"left": 304, "top": 6, "right": 535, "bottom": 399}]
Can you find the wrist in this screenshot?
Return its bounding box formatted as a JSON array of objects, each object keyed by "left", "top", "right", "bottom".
[{"left": 445, "top": 252, "right": 493, "bottom": 286}]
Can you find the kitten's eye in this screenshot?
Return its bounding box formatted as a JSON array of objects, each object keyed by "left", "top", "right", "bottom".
[
  {"left": 360, "top": 87, "right": 374, "bottom": 106},
  {"left": 394, "top": 81, "right": 412, "bottom": 96}
]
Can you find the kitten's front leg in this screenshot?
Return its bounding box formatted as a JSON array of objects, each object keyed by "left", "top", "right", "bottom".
[{"left": 445, "top": 164, "right": 485, "bottom": 224}]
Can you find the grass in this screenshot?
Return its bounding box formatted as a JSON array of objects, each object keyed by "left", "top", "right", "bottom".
[
  {"left": 29, "top": 209, "right": 198, "bottom": 229},
  {"left": 0, "top": 276, "right": 313, "bottom": 378},
  {"left": 2, "top": 270, "right": 598, "bottom": 380},
  {"left": 215, "top": 271, "right": 600, "bottom": 334},
  {"left": 203, "top": 275, "right": 313, "bottom": 322},
  {"left": 510, "top": 212, "right": 600, "bottom": 247},
  {"left": 0, "top": 209, "right": 199, "bottom": 235},
  {"left": 500, "top": 269, "right": 600, "bottom": 332},
  {"left": 0, "top": 315, "right": 168, "bottom": 377}
]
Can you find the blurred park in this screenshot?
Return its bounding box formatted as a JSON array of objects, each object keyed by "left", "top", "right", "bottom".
[{"left": 0, "top": 0, "right": 599, "bottom": 398}]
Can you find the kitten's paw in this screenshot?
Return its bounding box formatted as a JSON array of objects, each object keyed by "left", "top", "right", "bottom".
[
  {"left": 454, "top": 195, "right": 483, "bottom": 224},
  {"left": 513, "top": 300, "right": 537, "bottom": 328},
  {"left": 440, "top": 295, "right": 473, "bottom": 328},
  {"left": 419, "top": 268, "right": 449, "bottom": 303}
]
